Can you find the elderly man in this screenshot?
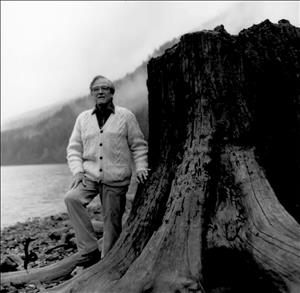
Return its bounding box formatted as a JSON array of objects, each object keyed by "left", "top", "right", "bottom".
[{"left": 65, "top": 75, "right": 148, "bottom": 268}]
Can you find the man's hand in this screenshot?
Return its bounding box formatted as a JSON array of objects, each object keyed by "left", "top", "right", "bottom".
[
  {"left": 136, "top": 169, "right": 149, "bottom": 185},
  {"left": 69, "top": 172, "right": 86, "bottom": 189}
]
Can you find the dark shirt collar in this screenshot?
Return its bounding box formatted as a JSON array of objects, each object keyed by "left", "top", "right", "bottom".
[{"left": 92, "top": 101, "right": 115, "bottom": 115}]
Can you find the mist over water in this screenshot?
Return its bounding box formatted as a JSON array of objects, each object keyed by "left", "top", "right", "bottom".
[{"left": 3, "top": 2, "right": 298, "bottom": 128}]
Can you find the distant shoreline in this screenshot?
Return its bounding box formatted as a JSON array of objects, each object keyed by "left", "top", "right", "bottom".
[
  {"left": 1, "top": 210, "right": 69, "bottom": 232},
  {"left": 1, "top": 162, "right": 68, "bottom": 168}
]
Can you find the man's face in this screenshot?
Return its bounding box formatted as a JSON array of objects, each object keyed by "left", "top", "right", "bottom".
[{"left": 90, "top": 78, "right": 113, "bottom": 106}]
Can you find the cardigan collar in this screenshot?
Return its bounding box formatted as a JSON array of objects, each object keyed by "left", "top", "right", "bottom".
[{"left": 92, "top": 101, "right": 115, "bottom": 115}]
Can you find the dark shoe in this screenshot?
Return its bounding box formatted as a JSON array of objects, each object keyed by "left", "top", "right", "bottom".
[{"left": 76, "top": 249, "right": 101, "bottom": 268}]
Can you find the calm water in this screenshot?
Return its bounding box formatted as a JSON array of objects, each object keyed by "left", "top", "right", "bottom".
[{"left": 1, "top": 164, "right": 73, "bottom": 228}]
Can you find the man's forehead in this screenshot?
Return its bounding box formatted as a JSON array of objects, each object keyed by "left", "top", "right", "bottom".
[{"left": 92, "top": 78, "right": 112, "bottom": 87}]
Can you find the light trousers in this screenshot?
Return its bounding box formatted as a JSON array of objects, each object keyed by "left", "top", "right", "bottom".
[{"left": 64, "top": 178, "right": 128, "bottom": 257}]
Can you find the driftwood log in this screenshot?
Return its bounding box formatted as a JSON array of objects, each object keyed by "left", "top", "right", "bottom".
[
  {"left": 3, "top": 19, "right": 300, "bottom": 293},
  {"left": 1, "top": 253, "right": 79, "bottom": 285},
  {"left": 1, "top": 222, "right": 103, "bottom": 285}
]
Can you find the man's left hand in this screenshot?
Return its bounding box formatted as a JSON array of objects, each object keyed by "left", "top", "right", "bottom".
[{"left": 136, "top": 169, "right": 149, "bottom": 184}]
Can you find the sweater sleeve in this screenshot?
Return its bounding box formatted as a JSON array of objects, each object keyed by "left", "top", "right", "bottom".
[
  {"left": 126, "top": 111, "right": 148, "bottom": 172},
  {"left": 66, "top": 114, "right": 84, "bottom": 175}
]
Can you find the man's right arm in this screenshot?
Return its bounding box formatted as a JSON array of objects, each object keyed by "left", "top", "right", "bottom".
[{"left": 67, "top": 115, "right": 85, "bottom": 188}]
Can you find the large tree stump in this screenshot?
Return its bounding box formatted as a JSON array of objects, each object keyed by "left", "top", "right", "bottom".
[{"left": 8, "top": 19, "right": 299, "bottom": 293}]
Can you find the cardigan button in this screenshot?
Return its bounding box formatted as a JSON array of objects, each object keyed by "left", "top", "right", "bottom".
[
  {"left": 99, "top": 143, "right": 103, "bottom": 146},
  {"left": 99, "top": 169, "right": 103, "bottom": 172},
  {"left": 100, "top": 130, "right": 103, "bottom": 133},
  {"left": 100, "top": 157, "right": 103, "bottom": 160}
]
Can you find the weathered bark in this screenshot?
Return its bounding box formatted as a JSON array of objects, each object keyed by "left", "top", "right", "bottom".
[
  {"left": 205, "top": 147, "right": 300, "bottom": 293},
  {"left": 11, "top": 19, "right": 300, "bottom": 292}
]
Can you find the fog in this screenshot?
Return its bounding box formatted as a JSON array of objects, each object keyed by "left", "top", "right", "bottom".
[{"left": 1, "top": 1, "right": 298, "bottom": 124}]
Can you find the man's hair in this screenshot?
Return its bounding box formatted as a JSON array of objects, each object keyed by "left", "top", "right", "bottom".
[{"left": 89, "top": 75, "right": 115, "bottom": 94}]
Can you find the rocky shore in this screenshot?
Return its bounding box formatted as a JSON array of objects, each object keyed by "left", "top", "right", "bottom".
[{"left": 0, "top": 203, "right": 103, "bottom": 293}]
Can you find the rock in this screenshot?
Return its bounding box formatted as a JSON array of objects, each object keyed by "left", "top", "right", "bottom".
[
  {"left": 0, "top": 284, "right": 11, "bottom": 293},
  {"left": 29, "top": 280, "right": 42, "bottom": 288},
  {"left": 45, "top": 253, "right": 59, "bottom": 262},
  {"left": 54, "top": 215, "right": 63, "bottom": 221},
  {"left": 49, "top": 227, "right": 71, "bottom": 242},
  {"left": 61, "top": 231, "right": 75, "bottom": 244},
  {"left": 48, "top": 230, "right": 62, "bottom": 241},
  {"left": 5, "top": 235, "right": 14, "bottom": 241},
  {"left": 8, "top": 240, "right": 18, "bottom": 248},
  {"left": 0, "top": 284, "right": 18, "bottom": 293},
  {"left": 65, "top": 237, "right": 77, "bottom": 250},
  {"left": 0, "top": 254, "right": 23, "bottom": 272},
  {"left": 27, "top": 284, "right": 36, "bottom": 289},
  {"left": 10, "top": 281, "right": 26, "bottom": 290}
]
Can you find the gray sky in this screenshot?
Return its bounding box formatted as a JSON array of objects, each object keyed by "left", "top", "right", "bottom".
[{"left": 1, "top": 1, "right": 299, "bottom": 123}]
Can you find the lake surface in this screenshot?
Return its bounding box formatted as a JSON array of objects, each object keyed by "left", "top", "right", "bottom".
[
  {"left": 1, "top": 164, "right": 73, "bottom": 228},
  {"left": 1, "top": 164, "right": 138, "bottom": 228}
]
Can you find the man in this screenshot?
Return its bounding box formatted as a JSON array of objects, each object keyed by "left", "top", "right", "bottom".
[{"left": 65, "top": 75, "right": 148, "bottom": 268}]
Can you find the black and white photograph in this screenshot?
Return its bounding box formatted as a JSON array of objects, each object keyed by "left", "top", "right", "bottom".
[{"left": 1, "top": 1, "right": 300, "bottom": 292}]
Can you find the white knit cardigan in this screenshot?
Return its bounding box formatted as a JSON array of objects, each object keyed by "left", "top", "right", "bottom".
[{"left": 66, "top": 106, "right": 148, "bottom": 186}]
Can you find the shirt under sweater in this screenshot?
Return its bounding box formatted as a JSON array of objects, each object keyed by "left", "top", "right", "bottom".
[
  {"left": 92, "top": 101, "right": 115, "bottom": 128},
  {"left": 66, "top": 105, "right": 148, "bottom": 186}
]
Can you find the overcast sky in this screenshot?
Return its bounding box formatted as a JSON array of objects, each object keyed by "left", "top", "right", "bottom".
[{"left": 1, "top": 1, "right": 299, "bottom": 123}]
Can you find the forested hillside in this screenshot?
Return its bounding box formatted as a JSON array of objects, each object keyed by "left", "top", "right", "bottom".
[{"left": 1, "top": 39, "right": 178, "bottom": 166}]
